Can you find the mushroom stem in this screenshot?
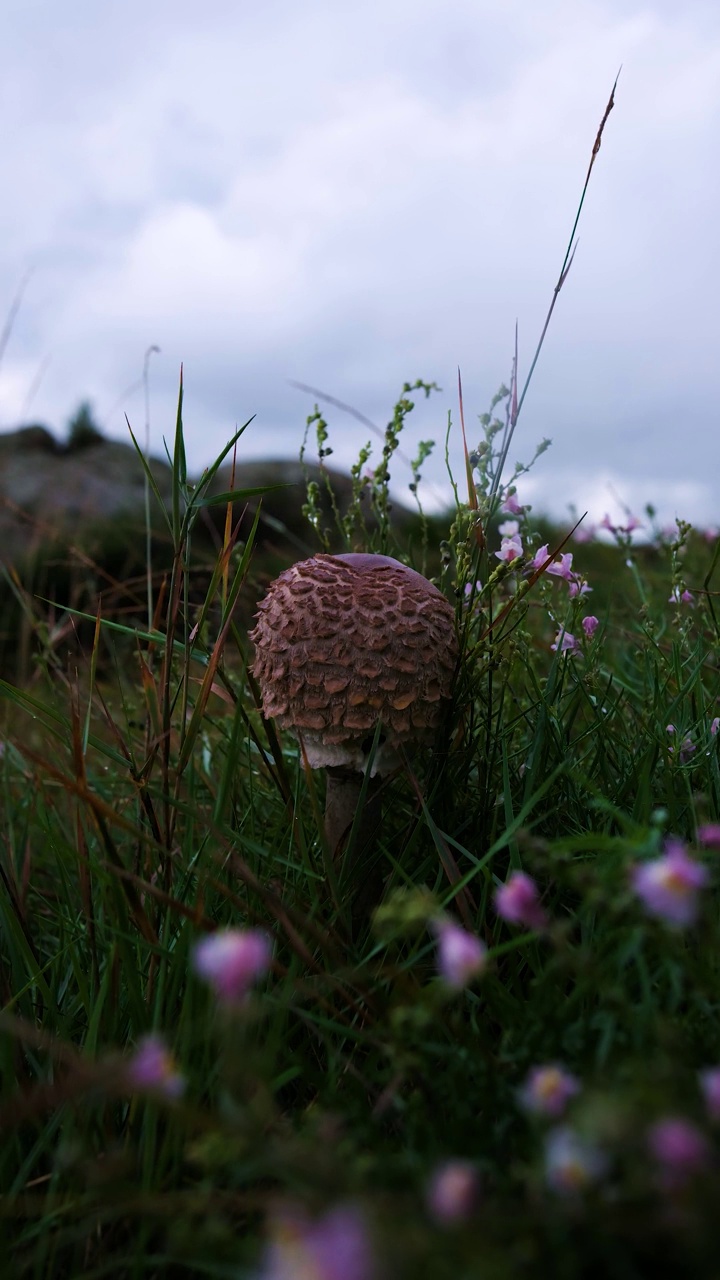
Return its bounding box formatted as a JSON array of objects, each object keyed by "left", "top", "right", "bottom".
[{"left": 325, "top": 766, "right": 384, "bottom": 928}]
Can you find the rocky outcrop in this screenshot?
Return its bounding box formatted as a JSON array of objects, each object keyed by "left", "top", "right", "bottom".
[{"left": 0, "top": 426, "right": 394, "bottom": 572}]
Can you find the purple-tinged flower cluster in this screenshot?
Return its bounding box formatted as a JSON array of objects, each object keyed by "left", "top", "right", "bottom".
[
  {"left": 495, "top": 530, "right": 524, "bottom": 564},
  {"left": 647, "top": 1117, "right": 709, "bottom": 1190},
  {"left": 632, "top": 839, "right": 709, "bottom": 927},
  {"left": 698, "top": 823, "right": 720, "bottom": 849},
  {"left": 666, "top": 724, "right": 696, "bottom": 762},
  {"left": 259, "top": 1203, "right": 374, "bottom": 1280},
  {"left": 700, "top": 1068, "right": 720, "bottom": 1122},
  {"left": 502, "top": 491, "right": 524, "bottom": 515},
  {"left": 519, "top": 1065, "right": 580, "bottom": 1118},
  {"left": 532, "top": 546, "right": 591, "bottom": 596},
  {"left": 426, "top": 1160, "right": 480, "bottom": 1225},
  {"left": 193, "top": 927, "right": 272, "bottom": 1004},
  {"left": 544, "top": 1126, "right": 606, "bottom": 1195},
  {"left": 600, "top": 512, "right": 642, "bottom": 537},
  {"left": 551, "top": 629, "right": 579, "bottom": 655},
  {"left": 127, "top": 1034, "right": 185, "bottom": 1099},
  {"left": 668, "top": 586, "right": 694, "bottom": 606},
  {"left": 494, "top": 871, "right": 548, "bottom": 931},
  {"left": 432, "top": 918, "right": 487, "bottom": 990}
]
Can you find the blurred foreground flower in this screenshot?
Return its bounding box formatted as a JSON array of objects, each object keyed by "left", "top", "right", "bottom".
[
  {"left": 259, "top": 1203, "right": 374, "bottom": 1280},
  {"left": 432, "top": 918, "right": 487, "bottom": 990},
  {"left": 647, "top": 1117, "right": 709, "bottom": 1190},
  {"left": 698, "top": 823, "right": 720, "bottom": 849},
  {"left": 426, "top": 1160, "right": 480, "bottom": 1225},
  {"left": 544, "top": 1126, "right": 606, "bottom": 1194},
  {"left": 699, "top": 1068, "right": 720, "bottom": 1122},
  {"left": 519, "top": 1065, "right": 580, "bottom": 1118},
  {"left": 193, "top": 927, "right": 272, "bottom": 1004},
  {"left": 632, "top": 840, "right": 708, "bottom": 927},
  {"left": 494, "top": 871, "right": 548, "bottom": 931},
  {"left": 127, "top": 1034, "right": 184, "bottom": 1099}
]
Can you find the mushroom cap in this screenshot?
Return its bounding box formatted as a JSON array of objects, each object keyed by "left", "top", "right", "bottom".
[{"left": 249, "top": 553, "right": 458, "bottom": 774}]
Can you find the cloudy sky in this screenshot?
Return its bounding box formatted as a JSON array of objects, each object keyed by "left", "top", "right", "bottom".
[{"left": 1, "top": 0, "right": 718, "bottom": 527}]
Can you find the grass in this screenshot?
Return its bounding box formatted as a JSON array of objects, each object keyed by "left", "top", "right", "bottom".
[{"left": 1, "top": 373, "right": 720, "bottom": 1278}]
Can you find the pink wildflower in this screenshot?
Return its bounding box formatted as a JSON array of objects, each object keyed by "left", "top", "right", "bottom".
[
  {"left": 495, "top": 533, "right": 523, "bottom": 564},
  {"left": 531, "top": 543, "right": 550, "bottom": 570},
  {"left": 498, "top": 519, "right": 519, "bottom": 537},
  {"left": 544, "top": 1126, "right": 606, "bottom": 1194},
  {"left": 193, "top": 927, "right": 272, "bottom": 1004},
  {"left": 426, "top": 1160, "right": 480, "bottom": 1225},
  {"left": 551, "top": 629, "right": 579, "bottom": 655},
  {"left": 502, "top": 491, "right": 523, "bottom": 514},
  {"left": 432, "top": 918, "right": 487, "bottom": 990},
  {"left": 647, "top": 1117, "right": 709, "bottom": 1190},
  {"left": 573, "top": 523, "right": 596, "bottom": 543},
  {"left": 127, "top": 1034, "right": 185, "bottom": 1099},
  {"left": 259, "top": 1203, "right": 374, "bottom": 1280},
  {"left": 519, "top": 1065, "right": 580, "bottom": 1118},
  {"left": 546, "top": 553, "right": 574, "bottom": 581},
  {"left": 697, "top": 824, "right": 720, "bottom": 849},
  {"left": 494, "top": 871, "right": 548, "bottom": 931},
  {"left": 710, "top": 718, "right": 720, "bottom": 737},
  {"left": 632, "top": 840, "right": 708, "bottom": 927},
  {"left": 568, "top": 575, "right": 592, "bottom": 599},
  {"left": 668, "top": 586, "right": 694, "bottom": 605},
  {"left": 699, "top": 1068, "right": 720, "bottom": 1122},
  {"left": 582, "top": 615, "right": 599, "bottom": 639}
]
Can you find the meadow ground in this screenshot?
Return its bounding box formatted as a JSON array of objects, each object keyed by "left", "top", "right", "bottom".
[{"left": 2, "top": 377, "right": 720, "bottom": 1278}]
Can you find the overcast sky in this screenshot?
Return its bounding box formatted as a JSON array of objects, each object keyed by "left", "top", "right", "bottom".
[{"left": 1, "top": 0, "right": 718, "bottom": 528}]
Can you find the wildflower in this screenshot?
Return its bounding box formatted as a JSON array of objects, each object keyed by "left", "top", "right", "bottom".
[
  {"left": 426, "top": 1160, "right": 480, "bottom": 1225},
  {"left": 531, "top": 543, "right": 550, "bottom": 570},
  {"left": 666, "top": 725, "right": 696, "bottom": 761},
  {"left": 494, "top": 871, "right": 548, "bottom": 931},
  {"left": 259, "top": 1203, "right": 374, "bottom": 1280},
  {"left": 502, "top": 491, "right": 523, "bottom": 514},
  {"left": 668, "top": 586, "right": 694, "bottom": 605},
  {"left": 495, "top": 533, "right": 523, "bottom": 564},
  {"left": 647, "top": 1117, "right": 709, "bottom": 1190},
  {"left": 544, "top": 1126, "right": 606, "bottom": 1194},
  {"left": 700, "top": 1068, "right": 720, "bottom": 1122},
  {"left": 698, "top": 823, "right": 720, "bottom": 848},
  {"left": 573, "top": 523, "right": 596, "bottom": 543},
  {"left": 546, "top": 552, "right": 574, "bottom": 581},
  {"left": 432, "top": 918, "right": 487, "bottom": 990},
  {"left": 632, "top": 839, "right": 708, "bottom": 927},
  {"left": 710, "top": 717, "right": 720, "bottom": 737},
  {"left": 498, "top": 519, "right": 519, "bottom": 537},
  {"left": 568, "top": 574, "right": 592, "bottom": 599},
  {"left": 582, "top": 615, "right": 599, "bottom": 639},
  {"left": 463, "top": 580, "right": 483, "bottom": 603},
  {"left": 193, "top": 927, "right": 272, "bottom": 1004},
  {"left": 127, "top": 1034, "right": 185, "bottom": 1099},
  {"left": 551, "top": 629, "right": 579, "bottom": 655},
  {"left": 600, "top": 513, "right": 641, "bottom": 536},
  {"left": 519, "top": 1065, "right": 580, "bottom": 1118}
]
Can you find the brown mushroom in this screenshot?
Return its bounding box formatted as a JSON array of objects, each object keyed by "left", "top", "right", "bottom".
[{"left": 249, "top": 553, "right": 458, "bottom": 896}]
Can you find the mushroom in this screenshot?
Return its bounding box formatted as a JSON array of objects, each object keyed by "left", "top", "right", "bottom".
[{"left": 250, "top": 553, "right": 458, "bottom": 869}]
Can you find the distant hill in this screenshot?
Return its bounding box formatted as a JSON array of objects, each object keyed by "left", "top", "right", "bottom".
[{"left": 0, "top": 424, "right": 393, "bottom": 571}]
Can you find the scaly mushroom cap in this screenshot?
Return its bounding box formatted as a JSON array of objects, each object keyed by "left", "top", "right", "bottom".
[{"left": 249, "top": 553, "right": 458, "bottom": 774}]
